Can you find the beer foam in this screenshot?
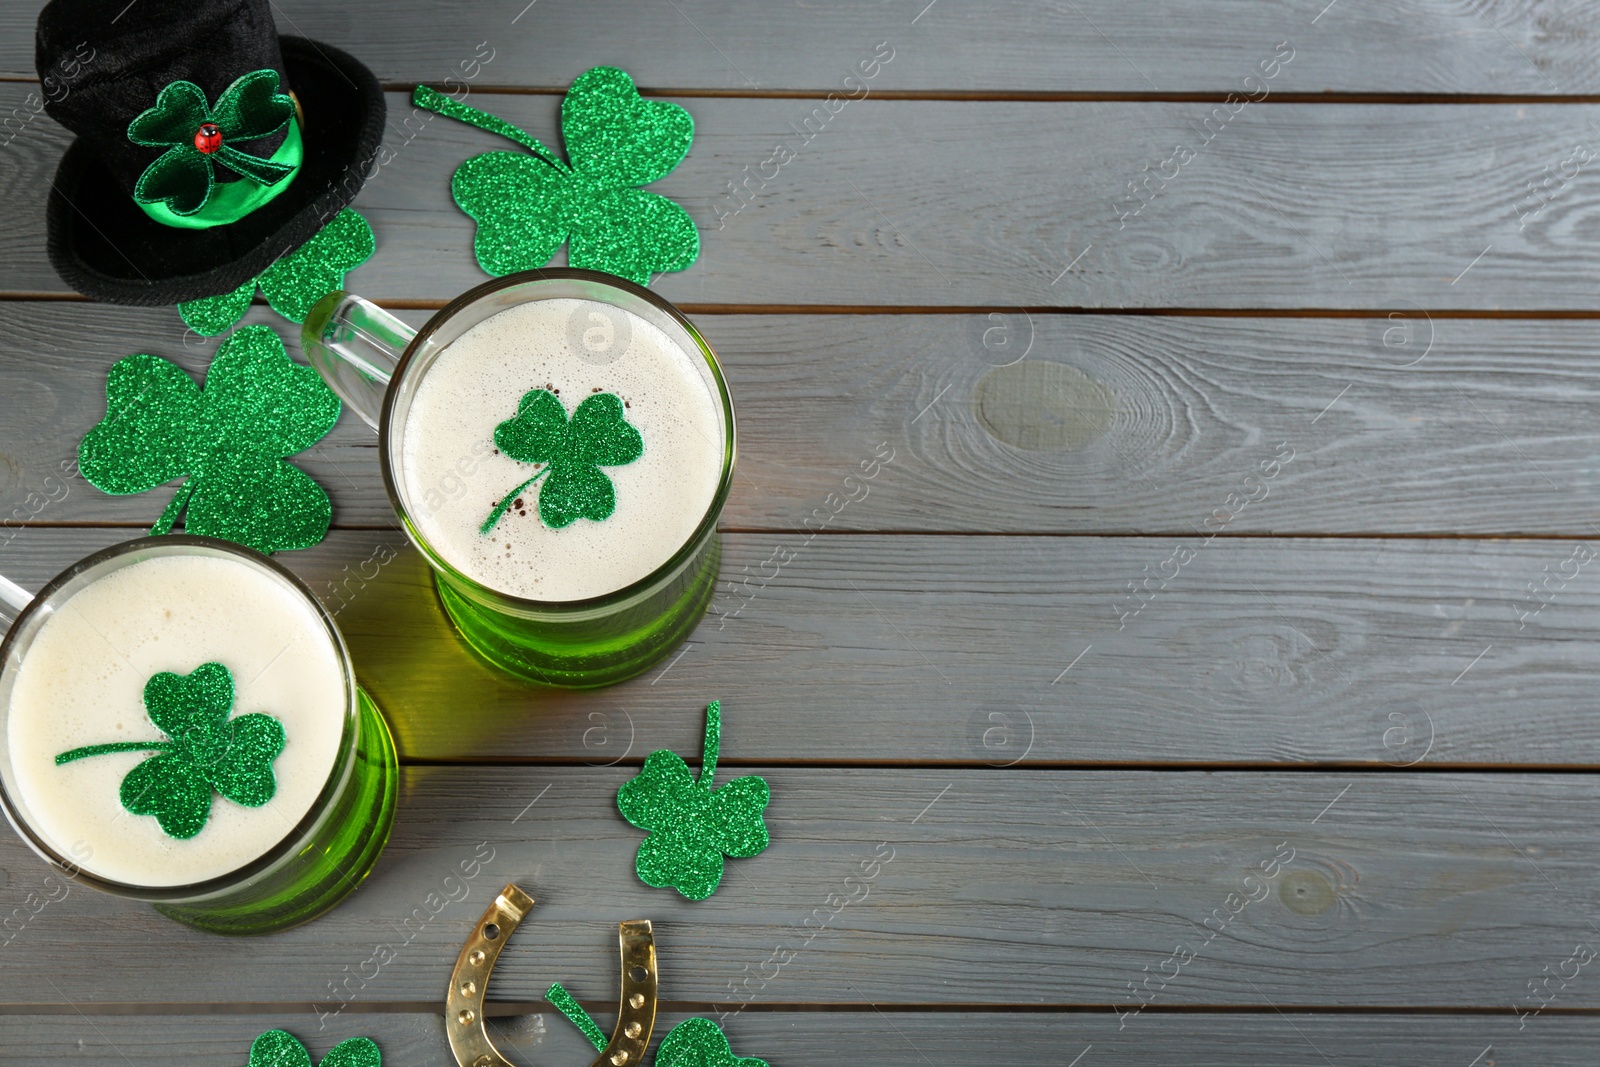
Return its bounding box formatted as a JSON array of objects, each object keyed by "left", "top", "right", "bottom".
[
  {"left": 5, "top": 554, "right": 346, "bottom": 887},
  {"left": 398, "top": 297, "right": 725, "bottom": 602}
]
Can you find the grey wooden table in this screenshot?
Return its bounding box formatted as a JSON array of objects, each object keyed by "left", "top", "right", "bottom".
[{"left": 3, "top": 2, "right": 1600, "bottom": 1063}]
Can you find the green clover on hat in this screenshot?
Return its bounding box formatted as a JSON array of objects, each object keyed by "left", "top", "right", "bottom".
[{"left": 128, "top": 69, "right": 296, "bottom": 216}]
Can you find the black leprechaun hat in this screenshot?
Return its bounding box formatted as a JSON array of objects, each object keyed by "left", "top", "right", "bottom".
[{"left": 35, "top": 0, "right": 385, "bottom": 305}]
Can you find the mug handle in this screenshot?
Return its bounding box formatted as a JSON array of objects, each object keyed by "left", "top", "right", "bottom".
[
  {"left": 0, "top": 573, "right": 32, "bottom": 629},
  {"left": 301, "top": 291, "right": 419, "bottom": 432}
]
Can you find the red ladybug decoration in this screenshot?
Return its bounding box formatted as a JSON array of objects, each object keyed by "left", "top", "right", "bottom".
[{"left": 193, "top": 123, "right": 222, "bottom": 154}]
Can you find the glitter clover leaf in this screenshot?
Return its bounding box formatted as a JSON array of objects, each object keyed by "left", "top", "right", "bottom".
[
  {"left": 412, "top": 68, "right": 698, "bottom": 284},
  {"left": 179, "top": 209, "right": 376, "bottom": 336},
  {"left": 616, "top": 701, "right": 769, "bottom": 901},
  {"left": 78, "top": 323, "right": 341, "bottom": 553},
  {"left": 480, "top": 388, "right": 643, "bottom": 534},
  {"left": 546, "top": 988, "right": 766, "bottom": 1067},
  {"left": 247, "top": 1029, "right": 381, "bottom": 1067},
  {"left": 655, "top": 1018, "right": 770, "bottom": 1067},
  {"left": 54, "top": 663, "right": 285, "bottom": 841},
  {"left": 128, "top": 69, "right": 296, "bottom": 216}
]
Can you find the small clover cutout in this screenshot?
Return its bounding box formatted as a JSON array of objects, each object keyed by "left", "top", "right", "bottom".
[
  {"left": 544, "top": 991, "right": 761, "bottom": 1067},
  {"left": 179, "top": 209, "right": 376, "bottom": 336},
  {"left": 55, "top": 663, "right": 285, "bottom": 840},
  {"left": 617, "top": 701, "right": 769, "bottom": 900},
  {"left": 656, "top": 1018, "right": 770, "bottom": 1067},
  {"left": 480, "top": 388, "right": 643, "bottom": 534},
  {"left": 247, "top": 1029, "right": 381, "bottom": 1067},
  {"left": 413, "top": 67, "right": 698, "bottom": 284},
  {"left": 546, "top": 988, "right": 766, "bottom": 1067},
  {"left": 129, "top": 69, "right": 296, "bottom": 216},
  {"left": 78, "top": 323, "right": 341, "bottom": 553}
]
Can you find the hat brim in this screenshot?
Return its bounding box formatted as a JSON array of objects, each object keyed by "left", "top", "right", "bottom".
[{"left": 45, "top": 36, "right": 386, "bottom": 306}]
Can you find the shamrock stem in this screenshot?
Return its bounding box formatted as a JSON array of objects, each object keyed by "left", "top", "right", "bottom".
[
  {"left": 151, "top": 479, "right": 194, "bottom": 536},
  {"left": 479, "top": 469, "right": 548, "bottom": 535},
  {"left": 699, "top": 700, "right": 721, "bottom": 788},
  {"left": 412, "top": 86, "right": 571, "bottom": 174},
  {"left": 55, "top": 740, "right": 173, "bottom": 765},
  {"left": 546, "top": 983, "right": 608, "bottom": 1052}
]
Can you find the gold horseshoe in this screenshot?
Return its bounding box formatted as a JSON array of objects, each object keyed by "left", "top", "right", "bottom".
[{"left": 446, "top": 883, "right": 659, "bottom": 1067}]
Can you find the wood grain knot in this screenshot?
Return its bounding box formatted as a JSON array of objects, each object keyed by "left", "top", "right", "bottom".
[
  {"left": 973, "top": 360, "right": 1116, "bottom": 451},
  {"left": 0, "top": 453, "right": 21, "bottom": 497},
  {"left": 1278, "top": 869, "right": 1336, "bottom": 915}
]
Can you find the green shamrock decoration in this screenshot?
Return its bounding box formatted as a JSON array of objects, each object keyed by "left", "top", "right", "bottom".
[
  {"left": 55, "top": 663, "right": 285, "bottom": 840},
  {"left": 179, "top": 209, "right": 376, "bottom": 336},
  {"left": 247, "top": 1029, "right": 380, "bottom": 1067},
  {"left": 655, "top": 1018, "right": 770, "bottom": 1067},
  {"left": 481, "top": 388, "right": 643, "bottom": 534},
  {"left": 412, "top": 67, "right": 699, "bottom": 284},
  {"left": 616, "top": 701, "right": 770, "bottom": 901},
  {"left": 78, "top": 323, "right": 341, "bottom": 554},
  {"left": 545, "top": 988, "right": 766, "bottom": 1067},
  {"left": 129, "top": 70, "right": 296, "bottom": 216}
]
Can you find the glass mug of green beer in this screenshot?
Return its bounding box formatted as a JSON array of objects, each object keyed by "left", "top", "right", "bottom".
[
  {"left": 0, "top": 536, "right": 397, "bottom": 935},
  {"left": 302, "top": 270, "right": 736, "bottom": 688}
]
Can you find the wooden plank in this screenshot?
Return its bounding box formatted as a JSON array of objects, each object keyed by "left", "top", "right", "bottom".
[
  {"left": 4, "top": 1011, "right": 1598, "bottom": 1067},
  {"left": 8, "top": 304, "right": 1600, "bottom": 536},
  {"left": 4, "top": 1, "right": 1599, "bottom": 93},
  {"left": 0, "top": 767, "right": 1595, "bottom": 1007},
  {"left": 0, "top": 304, "right": 395, "bottom": 529},
  {"left": 2, "top": 527, "right": 1597, "bottom": 767},
  {"left": 7, "top": 91, "right": 1600, "bottom": 307}
]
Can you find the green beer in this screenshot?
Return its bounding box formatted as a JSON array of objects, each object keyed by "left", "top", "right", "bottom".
[
  {"left": 0, "top": 536, "right": 397, "bottom": 935},
  {"left": 304, "top": 271, "right": 736, "bottom": 688}
]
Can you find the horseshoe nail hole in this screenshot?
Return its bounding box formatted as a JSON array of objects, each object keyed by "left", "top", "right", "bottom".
[
  {"left": 483, "top": 922, "right": 501, "bottom": 940},
  {"left": 458, "top": 1009, "right": 477, "bottom": 1026},
  {"left": 624, "top": 1022, "right": 643, "bottom": 1039},
  {"left": 973, "top": 360, "right": 1116, "bottom": 452},
  {"left": 460, "top": 980, "right": 477, "bottom": 997},
  {"left": 628, "top": 993, "right": 645, "bottom": 1009},
  {"left": 468, "top": 949, "right": 486, "bottom": 966},
  {"left": 611, "top": 1053, "right": 629, "bottom": 1066},
  {"left": 629, "top": 965, "right": 648, "bottom": 982},
  {"left": 474, "top": 1057, "right": 495, "bottom": 1067},
  {"left": 1279, "top": 870, "right": 1335, "bottom": 915}
]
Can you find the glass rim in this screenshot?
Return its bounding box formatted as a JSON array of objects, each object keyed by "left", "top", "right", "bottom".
[
  {"left": 0, "top": 534, "right": 360, "bottom": 901},
  {"left": 377, "top": 268, "right": 737, "bottom": 614}
]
